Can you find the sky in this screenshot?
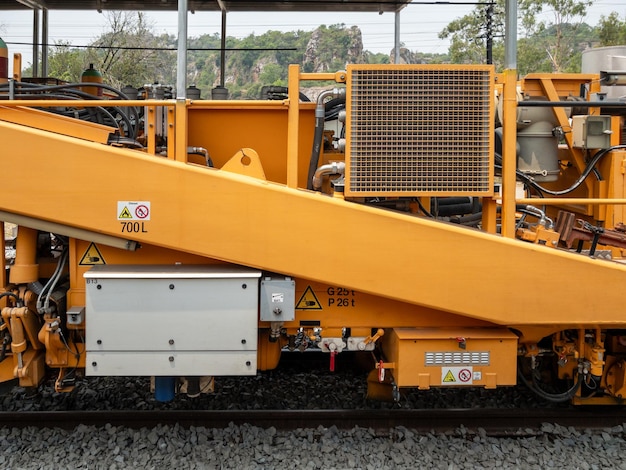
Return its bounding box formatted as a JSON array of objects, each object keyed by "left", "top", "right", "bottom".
[{"left": 0, "top": 0, "right": 625, "bottom": 73}]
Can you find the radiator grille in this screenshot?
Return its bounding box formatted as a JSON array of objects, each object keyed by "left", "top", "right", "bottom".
[
  {"left": 425, "top": 351, "right": 490, "bottom": 367},
  {"left": 346, "top": 65, "right": 494, "bottom": 196}
]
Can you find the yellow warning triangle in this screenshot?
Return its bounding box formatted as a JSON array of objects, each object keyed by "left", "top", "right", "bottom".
[
  {"left": 296, "top": 286, "right": 322, "bottom": 310},
  {"left": 118, "top": 207, "right": 133, "bottom": 219},
  {"left": 442, "top": 370, "right": 456, "bottom": 383},
  {"left": 79, "top": 242, "right": 106, "bottom": 266}
]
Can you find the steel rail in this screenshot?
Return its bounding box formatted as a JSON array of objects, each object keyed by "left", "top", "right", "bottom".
[{"left": 1, "top": 408, "right": 625, "bottom": 436}]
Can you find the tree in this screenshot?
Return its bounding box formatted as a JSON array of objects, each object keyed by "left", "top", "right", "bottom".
[
  {"left": 439, "top": 0, "right": 592, "bottom": 73},
  {"left": 86, "top": 11, "right": 176, "bottom": 89},
  {"left": 439, "top": 0, "right": 506, "bottom": 67},
  {"left": 597, "top": 12, "right": 626, "bottom": 46},
  {"left": 46, "top": 42, "right": 85, "bottom": 82},
  {"left": 518, "top": 0, "right": 592, "bottom": 72}
]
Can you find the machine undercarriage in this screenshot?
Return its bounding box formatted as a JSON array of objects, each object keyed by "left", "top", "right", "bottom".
[{"left": 2, "top": 52, "right": 626, "bottom": 405}]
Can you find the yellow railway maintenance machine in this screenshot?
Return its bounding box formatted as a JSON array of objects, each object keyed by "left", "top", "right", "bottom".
[{"left": 1, "top": 0, "right": 626, "bottom": 405}]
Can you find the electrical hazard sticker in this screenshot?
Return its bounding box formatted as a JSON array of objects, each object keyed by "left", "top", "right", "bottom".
[
  {"left": 296, "top": 286, "right": 322, "bottom": 310},
  {"left": 441, "top": 367, "right": 473, "bottom": 385},
  {"left": 79, "top": 242, "right": 106, "bottom": 266},
  {"left": 117, "top": 201, "right": 150, "bottom": 220}
]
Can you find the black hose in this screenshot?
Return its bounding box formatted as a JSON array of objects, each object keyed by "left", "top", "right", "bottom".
[
  {"left": 517, "top": 358, "right": 583, "bottom": 403},
  {"left": 259, "top": 86, "right": 310, "bottom": 102},
  {"left": 0, "top": 292, "right": 20, "bottom": 305},
  {"left": 497, "top": 146, "right": 626, "bottom": 197},
  {"left": 307, "top": 114, "right": 325, "bottom": 190}
]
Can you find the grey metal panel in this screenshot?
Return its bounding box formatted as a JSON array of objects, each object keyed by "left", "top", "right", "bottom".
[
  {"left": 87, "top": 350, "right": 257, "bottom": 376},
  {"left": 260, "top": 277, "right": 295, "bottom": 321},
  {"left": 84, "top": 264, "right": 260, "bottom": 375}
]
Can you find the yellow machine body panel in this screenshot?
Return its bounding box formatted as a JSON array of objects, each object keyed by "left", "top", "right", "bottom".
[
  {"left": 2, "top": 115, "right": 626, "bottom": 327},
  {"left": 383, "top": 328, "right": 519, "bottom": 388},
  {"left": 2, "top": 62, "right": 626, "bottom": 404}
]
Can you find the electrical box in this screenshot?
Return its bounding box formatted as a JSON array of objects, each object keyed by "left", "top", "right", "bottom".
[
  {"left": 572, "top": 115, "right": 612, "bottom": 149},
  {"left": 84, "top": 264, "right": 261, "bottom": 376},
  {"left": 260, "top": 277, "right": 295, "bottom": 321}
]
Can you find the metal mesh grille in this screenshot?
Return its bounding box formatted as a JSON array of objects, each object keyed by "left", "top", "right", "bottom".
[
  {"left": 425, "top": 351, "right": 490, "bottom": 366},
  {"left": 346, "top": 65, "right": 494, "bottom": 196}
]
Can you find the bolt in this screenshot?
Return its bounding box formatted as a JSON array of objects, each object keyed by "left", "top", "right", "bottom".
[
  {"left": 246, "top": 361, "right": 251, "bottom": 366},
  {"left": 97, "top": 285, "right": 102, "bottom": 290},
  {"left": 169, "top": 284, "right": 175, "bottom": 290},
  {"left": 169, "top": 356, "right": 174, "bottom": 362},
  {"left": 241, "top": 339, "right": 247, "bottom": 344},
  {"left": 242, "top": 284, "right": 247, "bottom": 289},
  {"left": 169, "top": 339, "right": 174, "bottom": 345},
  {"left": 97, "top": 339, "right": 102, "bottom": 345},
  {"left": 92, "top": 362, "right": 97, "bottom": 367}
]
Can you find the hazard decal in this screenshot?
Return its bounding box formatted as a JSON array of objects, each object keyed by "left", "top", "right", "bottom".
[
  {"left": 118, "top": 207, "right": 133, "bottom": 219},
  {"left": 117, "top": 201, "right": 151, "bottom": 220},
  {"left": 296, "top": 286, "right": 322, "bottom": 310},
  {"left": 441, "top": 367, "right": 474, "bottom": 385},
  {"left": 79, "top": 242, "right": 106, "bottom": 266}
]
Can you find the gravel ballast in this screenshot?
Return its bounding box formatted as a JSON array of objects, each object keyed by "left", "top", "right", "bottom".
[{"left": 2, "top": 423, "right": 626, "bottom": 469}]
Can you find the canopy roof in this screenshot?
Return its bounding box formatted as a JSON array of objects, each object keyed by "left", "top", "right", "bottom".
[{"left": 0, "top": 0, "right": 411, "bottom": 13}]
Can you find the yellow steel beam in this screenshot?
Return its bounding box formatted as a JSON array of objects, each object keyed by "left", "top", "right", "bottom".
[
  {"left": 2, "top": 119, "right": 626, "bottom": 326},
  {"left": 0, "top": 106, "right": 113, "bottom": 143}
]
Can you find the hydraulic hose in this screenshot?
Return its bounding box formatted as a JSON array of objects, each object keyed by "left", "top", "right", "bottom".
[
  {"left": 496, "top": 145, "right": 626, "bottom": 197},
  {"left": 517, "top": 358, "right": 584, "bottom": 403},
  {"left": 307, "top": 88, "right": 345, "bottom": 190}
]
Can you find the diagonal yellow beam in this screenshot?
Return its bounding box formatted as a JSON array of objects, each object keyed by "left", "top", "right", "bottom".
[{"left": 2, "top": 119, "right": 626, "bottom": 326}]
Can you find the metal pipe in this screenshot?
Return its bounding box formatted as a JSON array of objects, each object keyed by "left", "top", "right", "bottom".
[
  {"left": 0, "top": 211, "right": 138, "bottom": 251},
  {"left": 520, "top": 100, "right": 626, "bottom": 107},
  {"left": 32, "top": 8, "right": 39, "bottom": 77},
  {"left": 394, "top": 10, "right": 401, "bottom": 64},
  {"left": 504, "top": 0, "right": 517, "bottom": 69},
  {"left": 176, "top": 0, "right": 188, "bottom": 99},
  {"left": 41, "top": 8, "right": 48, "bottom": 77},
  {"left": 313, "top": 162, "right": 345, "bottom": 190},
  {"left": 220, "top": 9, "right": 227, "bottom": 88}
]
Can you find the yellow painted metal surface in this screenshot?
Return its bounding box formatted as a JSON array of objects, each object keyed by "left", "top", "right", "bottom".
[
  {"left": 0, "top": 105, "right": 114, "bottom": 143},
  {"left": 2, "top": 113, "right": 626, "bottom": 327},
  {"left": 383, "top": 328, "right": 518, "bottom": 388},
  {"left": 187, "top": 100, "right": 316, "bottom": 187}
]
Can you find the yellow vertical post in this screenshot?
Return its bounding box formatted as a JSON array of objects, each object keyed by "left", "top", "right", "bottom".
[
  {"left": 0, "top": 221, "right": 5, "bottom": 306},
  {"left": 175, "top": 99, "right": 188, "bottom": 163},
  {"left": 481, "top": 197, "right": 498, "bottom": 234},
  {"left": 146, "top": 104, "right": 156, "bottom": 156},
  {"left": 287, "top": 64, "right": 300, "bottom": 189},
  {"left": 12, "top": 53, "right": 22, "bottom": 81},
  {"left": 501, "top": 68, "right": 518, "bottom": 238},
  {"left": 10, "top": 226, "right": 38, "bottom": 284},
  {"left": 167, "top": 106, "right": 176, "bottom": 160}
]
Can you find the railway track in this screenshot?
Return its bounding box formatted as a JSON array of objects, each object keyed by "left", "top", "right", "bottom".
[{"left": 2, "top": 408, "right": 626, "bottom": 435}]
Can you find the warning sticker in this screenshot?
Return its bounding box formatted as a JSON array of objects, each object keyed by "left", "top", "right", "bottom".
[
  {"left": 441, "top": 367, "right": 473, "bottom": 385},
  {"left": 79, "top": 242, "right": 106, "bottom": 266},
  {"left": 117, "top": 201, "right": 151, "bottom": 220},
  {"left": 296, "top": 286, "right": 322, "bottom": 310}
]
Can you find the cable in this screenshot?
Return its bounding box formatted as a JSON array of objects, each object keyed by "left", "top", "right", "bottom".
[
  {"left": 498, "top": 145, "right": 626, "bottom": 197},
  {"left": 517, "top": 357, "right": 583, "bottom": 403}
]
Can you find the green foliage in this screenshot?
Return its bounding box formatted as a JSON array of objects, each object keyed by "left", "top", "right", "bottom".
[
  {"left": 440, "top": 0, "right": 598, "bottom": 73},
  {"left": 597, "top": 12, "right": 626, "bottom": 46},
  {"left": 45, "top": 42, "right": 85, "bottom": 82}
]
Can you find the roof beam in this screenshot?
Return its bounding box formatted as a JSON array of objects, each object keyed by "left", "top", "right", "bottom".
[{"left": 15, "top": 0, "right": 47, "bottom": 9}]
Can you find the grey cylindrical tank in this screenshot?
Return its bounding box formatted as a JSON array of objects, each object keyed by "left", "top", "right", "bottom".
[
  {"left": 186, "top": 85, "right": 201, "bottom": 100},
  {"left": 211, "top": 86, "right": 229, "bottom": 100},
  {"left": 582, "top": 46, "right": 626, "bottom": 100}
]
